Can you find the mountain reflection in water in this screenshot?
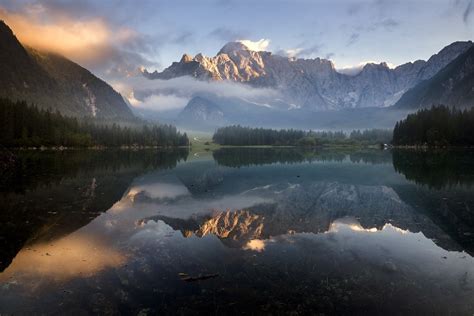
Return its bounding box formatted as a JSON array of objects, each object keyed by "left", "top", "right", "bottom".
[{"left": 0, "top": 148, "right": 473, "bottom": 315}]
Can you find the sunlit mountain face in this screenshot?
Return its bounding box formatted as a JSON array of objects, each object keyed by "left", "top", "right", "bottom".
[{"left": 1, "top": 148, "right": 473, "bottom": 314}]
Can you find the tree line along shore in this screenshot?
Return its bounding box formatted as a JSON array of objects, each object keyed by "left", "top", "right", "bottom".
[{"left": 1, "top": 97, "right": 473, "bottom": 149}]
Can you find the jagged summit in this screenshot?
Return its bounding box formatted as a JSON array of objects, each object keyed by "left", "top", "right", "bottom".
[
  {"left": 145, "top": 39, "right": 473, "bottom": 110},
  {"left": 359, "top": 62, "right": 392, "bottom": 73},
  {"left": 218, "top": 41, "right": 250, "bottom": 55},
  {"left": 180, "top": 53, "right": 194, "bottom": 63}
]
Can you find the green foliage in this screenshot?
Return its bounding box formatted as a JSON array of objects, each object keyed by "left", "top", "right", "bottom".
[
  {"left": 212, "top": 125, "right": 305, "bottom": 146},
  {"left": 0, "top": 98, "right": 189, "bottom": 148},
  {"left": 392, "top": 105, "right": 474, "bottom": 146},
  {"left": 212, "top": 125, "right": 392, "bottom": 146},
  {"left": 349, "top": 129, "right": 393, "bottom": 144}
]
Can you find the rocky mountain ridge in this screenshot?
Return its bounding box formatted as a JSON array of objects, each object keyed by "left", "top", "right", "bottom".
[
  {"left": 395, "top": 45, "right": 474, "bottom": 109},
  {"left": 144, "top": 40, "right": 473, "bottom": 111}
]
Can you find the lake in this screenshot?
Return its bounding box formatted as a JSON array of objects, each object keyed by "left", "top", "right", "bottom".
[{"left": 0, "top": 148, "right": 473, "bottom": 315}]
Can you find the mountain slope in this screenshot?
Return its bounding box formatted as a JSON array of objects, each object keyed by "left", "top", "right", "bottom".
[
  {"left": 0, "top": 21, "right": 135, "bottom": 120},
  {"left": 144, "top": 40, "right": 473, "bottom": 111},
  {"left": 395, "top": 46, "right": 474, "bottom": 109},
  {"left": 177, "top": 96, "right": 226, "bottom": 128}
]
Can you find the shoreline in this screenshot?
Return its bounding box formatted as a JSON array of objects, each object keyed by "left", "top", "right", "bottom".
[
  {"left": 4, "top": 144, "right": 473, "bottom": 152},
  {"left": 1, "top": 145, "right": 190, "bottom": 151},
  {"left": 391, "top": 145, "right": 474, "bottom": 149}
]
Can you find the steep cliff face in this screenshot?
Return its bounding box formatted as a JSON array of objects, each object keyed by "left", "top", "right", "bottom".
[
  {"left": 0, "top": 21, "right": 135, "bottom": 120},
  {"left": 144, "top": 40, "right": 473, "bottom": 111},
  {"left": 395, "top": 45, "right": 474, "bottom": 109}
]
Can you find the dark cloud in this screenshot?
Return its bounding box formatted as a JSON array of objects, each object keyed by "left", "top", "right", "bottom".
[
  {"left": 372, "top": 0, "right": 391, "bottom": 11},
  {"left": 464, "top": 0, "right": 473, "bottom": 23},
  {"left": 35, "top": 0, "right": 95, "bottom": 16},
  {"left": 171, "top": 31, "right": 194, "bottom": 45},
  {"left": 28, "top": 0, "right": 159, "bottom": 25},
  {"left": 274, "top": 43, "right": 321, "bottom": 59},
  {"left": 325, "top": 52, "right": 335, "bottom": 60},
  {"left": 347, "top": 33, "right": 360, "bottom": 46},
  {"left": 347, "top": 3, "right": 363, "bottom": 15},
  {"left": 352, "top": 17, "right": 400, "bottom": 37},
  {"left": 450, "top": 0, "right": 473, "bottom": 24},
  {"left": 93, "top": 48, "right": 159, "bottom": 81},
  {"left": 346, "top": 0, "right": 391, "bottom": 17},
  {"left": 377, "top": 18, "right": 399, "bottom": 30},
  {"left": 363, "top": 18, "right": 400, "bottom": 32},
  {"left": 297, "top": 44, "right": 322, "bottom": 58},
  {"left": 209, "top": 27, "right": 249, "bottom": 41}
]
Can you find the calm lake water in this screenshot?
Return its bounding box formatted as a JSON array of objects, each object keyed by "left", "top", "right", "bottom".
[{"left": 1, "top": 148, "right": 473, "bottom": 315}]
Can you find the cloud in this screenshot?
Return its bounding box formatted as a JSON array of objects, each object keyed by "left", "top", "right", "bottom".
[
  {"left": 275, "top": 48, "right": 302, "bottom": 58},
  {"left": 129, "top": 92, "right": 190, "bottom": 111},
  {"left": 375, "top": 18, "right": 400, "bottom": 31},
  {"left": 238, "top": 39, "right": 270, "bottom": 51},
  {"left": 325, "top": 52, "right": 335, "bottom": 60},
  {"left": 294, "top": 44, "right": 321, "bottom": 58},
  {"left": 210, "top": 27, "right": 248, "bottom": 42},
  {"left": 464, "top": 0, "right": 474, "bottom": 23},
  {"left": 274, "top": 42, "right": 322, "bottom": 59},
  {"left": 449, "top": 0, "right": 473, "bottom": 24},
  {"left": 347, "top": 32, "right": 360, "bottom": 46},
  {"left": 113, "top": 75, "right": 280, "bottom": 112},
  {"left": 0, "top": 4, "right": 158, "bottom": 79},
  {"left": 355, "top": 18, "right": 400, "bottom": 34},
  {"left": 171, "top": 31, "right": 194, "bottom": 45},
  {"left": 336, "top": 61, "right": 395, "bottom": 76},
  {"left": 347, "top": 2, "right": 364, "bottom": 15}
]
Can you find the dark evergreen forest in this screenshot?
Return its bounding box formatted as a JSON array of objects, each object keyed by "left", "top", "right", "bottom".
[
  {"left": 212, "top": 125, "right": 392, "bottom": 146},
  {"left": 0, "top": 98, "right": 189, "bottom": 148},
  {"left": 392, "top": 105, "right": 474, "bottom": 146}
]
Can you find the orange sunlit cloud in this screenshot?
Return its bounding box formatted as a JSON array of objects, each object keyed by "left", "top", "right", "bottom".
[{"left": 0, "top": 6, "right": 144, "bottom": 71}]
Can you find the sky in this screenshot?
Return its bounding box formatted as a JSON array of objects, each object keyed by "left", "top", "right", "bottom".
[{"left": 0, "top": 0, "right": 473, "bottom": 110}]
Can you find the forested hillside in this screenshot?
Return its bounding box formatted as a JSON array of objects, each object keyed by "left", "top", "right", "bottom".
[
  {"left": 392, "top": 105, "right": 474, "bottom": 146},
  {"left": 0, "top": 98, "right": 188, "bottom": 148},
  {"left": 0, "top": 21, "right": 135, "bottom": 120}
]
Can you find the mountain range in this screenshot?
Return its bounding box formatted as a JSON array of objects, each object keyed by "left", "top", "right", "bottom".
[
  {"left": 1, "top": 18, "right": 473, "bottom": 129},
  {"left": 145, "top": 40, "right": 473, "bottom": 111},
  {"left": 0, "top": 20, "right": 134, "bottom": 121}
]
